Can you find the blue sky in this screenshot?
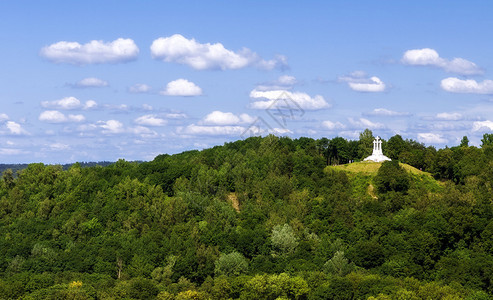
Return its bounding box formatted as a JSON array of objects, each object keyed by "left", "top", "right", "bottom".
[{"left": 2, "top": 1, "right": 493, "bottom": 163}]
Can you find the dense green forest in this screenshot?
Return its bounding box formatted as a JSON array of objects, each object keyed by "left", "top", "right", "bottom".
[{"left": 2, "top": 130, "right": 493, "bottom": 299}]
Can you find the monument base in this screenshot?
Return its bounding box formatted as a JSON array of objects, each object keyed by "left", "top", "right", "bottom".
[{"left": 363, "top": 154, "right": 391, "bottom": 162}]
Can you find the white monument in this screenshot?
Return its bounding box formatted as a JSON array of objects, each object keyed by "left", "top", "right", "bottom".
[{"left": 364, "top": 136, "right": 391, "bottom": 162}]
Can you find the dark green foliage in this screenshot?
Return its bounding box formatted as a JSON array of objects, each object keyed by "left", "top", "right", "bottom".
[{"left": 373, "top": 160, "right": 410, "bottom": 193}]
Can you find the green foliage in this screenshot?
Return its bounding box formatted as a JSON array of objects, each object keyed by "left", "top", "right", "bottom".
[
  {"left": 214, "top": 251, "right": 248, "bottom": 277},
  {"left": 271, "top": 223, "right": 299, "bottom": 256},
  {"left": 373, "top": 160, "right": 410, "bottom": 193},
  {"left": 323, "top": 251, "right": 355, "bottom": 276},
  {"left": 481, "top": 133, "right": 493, "bottom": 147},
  {"left": 0, "top": 135, "right": 492, "bottom": 298}
]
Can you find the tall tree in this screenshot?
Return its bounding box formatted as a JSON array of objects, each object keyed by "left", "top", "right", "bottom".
[{"left": 358, "top": 129, "right": 374, "bottom": 159}]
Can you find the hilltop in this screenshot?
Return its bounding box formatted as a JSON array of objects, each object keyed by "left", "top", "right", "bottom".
[{"left": 328, "top": 161, "right": 429, "bottom": 176}]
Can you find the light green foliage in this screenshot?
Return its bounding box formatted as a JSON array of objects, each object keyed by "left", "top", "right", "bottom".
[
  {"left": 323, "top": 251, "right": 354, "bottom": 276},
  {"left": 214, "top": 251, "right": 248, "bottom": 277},
  {"left": 271, "top": 223, "right": 299, "bottom": 255},
  {"left": 241, "top": 273, "right": 309, "bottom": 300}
]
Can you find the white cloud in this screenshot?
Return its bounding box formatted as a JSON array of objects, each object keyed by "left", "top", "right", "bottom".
[
  {"left": 41, "top": 97, "right": 97, "bottom": 110},
  {"left": 417, "top": 133, "right": 447, "bottom": 144},
  {"left": 142, "top": 104, "right": 153, "bottom": 111},
  {"left": 50, "top": 143, "right": 70, "bottom": 151},
  {"left": 256, "top": 75, "right": 298, "bottom": 91},
  {"left": 6, "top": 121, "right": 28, "bottom": 135},
  {"left": 0, "top": 148, "right": 25, "bottom": 155},
  {"left": 278, "top": 75, "right": 297, "bottom": 85},
  {"left": 128, "top": 126, "right": 158, "bottom": 138},
  {"left": 150, "top": 34, "right": 287, "bottom": 70},
  {"left": 77, "top": 124, "right": 98, "bottom": 133},
  {"left": 40, "top": 38, "right": 139, "bottom": 65},
  {"left": 349, "top": 118, "right": 384, "bottom": 129},
  {"left": 68, "top": 114, "right": 85, "bottom": 122},
  {"left": 98, "top": 120, "right": 124, "bottom": 134},
  {"left": 365, "top": 108, "right": 410, "bottom": 117},
  {"left": 39, "top": 110, "right": 85, "bottom": 123},
  {"left": 166, "top": 113, "right": 187, "bottom": 119},
  {"left": 250, "top": 89, "right": 329, "bottom": 110},
  {"left": 339, "top": 72, "right": 386, "bottom": 92},
  {"left": 160, "top": 79, "right": 202, "bottom": 96},
  {"left": 202, "top": 111, "right": 255, "bottom": 125},
  {"left": 441, "top": 77, "right": 493, "bottom": 94},
  {"left": 322, "top": 120, "right": 346, "bottom": 130},
  {"left": 72, "top": 77, "right": 108, "bottom": 88},
  {"left": 472, "top": 120, "right": 493, "bottom": 132},
  {"left": 129, "top": 83, "right": 152, "bottom": 93},
  {"left": 0, "top": 113, "right": 8, "bottom": 122},
  {"left": 436, "top": 112, "right": 462, "bottom": 121},
  {"left": 42, "top": 97, "right": 81, "bottom": 110},
  {"left": 182, "top": 124, "right": 246, "bottom": 136},
  {"left": 402, "top": 48, "right": 482, "bottom": 75},
  {"left": 84, "top": 100, "right": 98, "bottom": 110},
  {"left": 134, "top": 115, "right": 167, "bottom": 126}
]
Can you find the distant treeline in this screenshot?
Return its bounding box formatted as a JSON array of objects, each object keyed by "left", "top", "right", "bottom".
[{"left": 0, "top": 161, "right": 115, "bottom": 175}]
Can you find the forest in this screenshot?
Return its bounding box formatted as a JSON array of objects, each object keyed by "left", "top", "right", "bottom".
[{"left": 1, "top": 130, "right": 493, "bottom": 299}]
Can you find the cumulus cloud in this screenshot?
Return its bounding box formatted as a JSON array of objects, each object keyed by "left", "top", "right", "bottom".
[
  {"left": 322, "top": 120, "right": 346, "bottom": 130},
  {"left": 402, "top": 48, "right": 482, "bottom": 75},
  {"left": 250, "top": 89, "right": 329, "bottom": 110},
  {"left": 40, "top": 38, "right": 139, "bottom": 65},
  {"left": 39, "top": 110, "right": 85, "bottom": 123},
  {"left": 41, "top": 97, "right": 97, "bottom": 110},
  {"left": 160, "top": 79, "right": 202, "bottom": 96},
  {"left": 441, "top": 77, "right": 493, "bottom": 94},
  {"left": 71, "top": 77, "right": 108, "bottom": 88},
  {"left": 150, "top": 34, "right": 287, "bottom": 70},
  {"left": 202, "top": 111, "right": 255, "bottom": 125},
  {"left": 339, "top": 71, "right": 386, "bottom": 92},
  {"left": 418, "top": 133, "right": 447, "bottom": 144},
  {"left": 0, "top": 113, "right": 8, "bottom": 122},
  {"left": 98, "top": 120, "right": 125, "bottom": 134},
  {"left": 134, "top": 115, "right": 167, "bottom": 126},
  {"left": 472, "top": 120, "right": 493, "bottom": 132},
  {"left": 348, "top": 118, "right": 384, "bottom": 129},
  {"left": 364, "top": 108, "right": 410, "bottom": 117},
  {"left": 6, "top": 121, "right": 28, "bottom": 135},
  {"left": 129, "top": 83, "right": 152, "bottom": 93}
]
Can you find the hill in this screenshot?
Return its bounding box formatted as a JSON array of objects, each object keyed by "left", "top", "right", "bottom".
[{"left": 0, "top": 135, "right": 492, "bottom": 299}]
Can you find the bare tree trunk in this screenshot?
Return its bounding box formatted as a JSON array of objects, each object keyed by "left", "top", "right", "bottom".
[{"left": 117, "top": 258, "right": 123, "bottom": 279}]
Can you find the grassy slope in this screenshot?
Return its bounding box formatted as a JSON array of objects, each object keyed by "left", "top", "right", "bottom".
[
  {"left": 328, "top": 161, "right": 429, "bottom": 176},
  {"left": 326, "top": 161, "right": 443, "bottom": 199}
]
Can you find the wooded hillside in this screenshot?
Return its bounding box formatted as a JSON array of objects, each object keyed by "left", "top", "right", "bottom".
[{"left": 1, "top": 132, "right": 493, "bottom": 299}]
